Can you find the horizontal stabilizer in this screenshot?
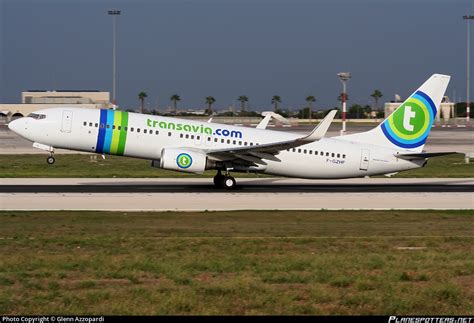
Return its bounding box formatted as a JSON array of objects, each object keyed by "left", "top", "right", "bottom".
[{"left": 395, "top": 152, "right": 457, "bottom": 160}]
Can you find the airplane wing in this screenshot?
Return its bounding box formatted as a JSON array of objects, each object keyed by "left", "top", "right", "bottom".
[
  {"left": 206, "top": 110, "right": 337, "bottom": 165},
  {"left": 256, "top": 112, "right": 290, "bottom": 129}
]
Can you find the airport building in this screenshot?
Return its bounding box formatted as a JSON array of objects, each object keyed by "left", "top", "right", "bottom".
[{"left": 0, "top": 90, "right": 111, "bottom": 122}]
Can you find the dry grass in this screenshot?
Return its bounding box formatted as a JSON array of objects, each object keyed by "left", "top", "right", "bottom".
[{"left": 0, "top": 210, "right": 473, "bottom": 315}]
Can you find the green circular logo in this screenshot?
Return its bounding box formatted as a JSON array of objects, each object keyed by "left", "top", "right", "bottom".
[{"left": 177, "top": 153, "right": 192, "bottom": 169}]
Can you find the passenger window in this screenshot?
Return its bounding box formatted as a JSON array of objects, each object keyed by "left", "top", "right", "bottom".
[
  {"left": 343, "top": 154, "right": 346, "bottom": 159},
  {"left": 155, "top": 130, "right": 159, "bottom": 135},
  {"left": 168, "top": 132, "right": 172, "bottom": 136},
  {"left": 83, "top": 122, "right": 87, "bottom": 126},
  {"left": 191, "top": 135, "right": 194, "bottom": 139},
  {"left": 137, "top": 128, "right": 140, "bottom": 133},
  {"left": 107, "top": 124, "right": 110, "bottom": 129},
  {"left": 331, "top": 153, "right": 335, "bottom": 157},
  {"left": 326, "top": 152, "right": 329, "bottom": 156},
  {"left": 197, "top": 136, "right": 200, "bottom": 140},
  {"left": 292, "top": 148, "right": 296, "bottom": 152},
  {"left": 118, "top": 126, "right": 121, "bottom": 131},
  {"left": 244, "top": 142, "right": 248, "bottom": 146},
  {"left": 221, "top": 139, "right": 224, "bottom": 143},
  {"left": 320, "top": 151, "right": 324, "bottom": 156},
  {"left": 304, "top": 149, "right": 307, "bottom": 154},
  {"left": 185, "top": 134, "right": 189, "bottom": 139},
  {"left": 180, "top": 134, "right": 183, "bottom": 138},
  {"left": 250, "top": 143, "right": 254, "bottom": 146},
  {"left": 337, "top": 153, "right": 340, "bottom": 158},
  {"left": 144, "top": 129, "right": 147, "bottom": 134},
  {"left": 214, "top": 138, "right": 218, "bottom": 142},
  {"left": 130, "top": 127, "right": 134, "bottom": 132},
  {"left": 227, "top": 139, "right": 231, "bottom": 144},
  {"left": 208, "top": 137, "right": 211, "bottom": 142},
  {"left": 95, "top": 123, "right": 98, "bottom": 128},
  {"left": 298, "top": 149, "right": 301, "bottom": 153},
  {"left": 232, "top": 140, "right": 236, "bottom": 144},
  {"left": 100, "top": 123, "right": 104, "bottom": 129},
  {"left": 125, "top": 127, "right": 128, "bottom": 131}
]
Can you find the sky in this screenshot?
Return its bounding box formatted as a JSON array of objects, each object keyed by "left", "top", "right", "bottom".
[{"left": 0, "top": 0, "right": 472, "bottom": 112}]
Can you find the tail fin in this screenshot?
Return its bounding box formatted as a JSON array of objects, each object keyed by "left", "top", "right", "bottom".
[{"left": 341, "top": 74, "right": 450, "bottom": 152}]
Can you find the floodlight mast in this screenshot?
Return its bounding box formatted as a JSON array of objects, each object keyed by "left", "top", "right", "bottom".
[
  {"left": 463, "top": 15, "right": 473, "bottom": 123},
  {"left": 337, "top": 72, "right": 351, "bottom": 135},
  {"left": 108, "top": 10, "right": 121, "bottom": 105}
]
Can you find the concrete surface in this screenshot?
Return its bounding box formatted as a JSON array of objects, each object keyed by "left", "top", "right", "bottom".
[{"left": 1, "top": 178, "right": 472, "bottom": 210}]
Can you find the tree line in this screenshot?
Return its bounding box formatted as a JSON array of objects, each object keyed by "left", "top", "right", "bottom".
[{"left": 136, "top": 90, "right": 385, "bottom": 118}]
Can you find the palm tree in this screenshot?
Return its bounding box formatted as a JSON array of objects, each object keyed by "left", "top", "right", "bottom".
[
  {"left": 271, "top": 95, "right": 281, "bottom": 112},
  {"left": 370, "top": 90, "right": 383, "bottom": 112},
  {"left": 237, "top": 95, "right": 248, "bottom": 112},
  {"left": 170, "top": 94, "right": 181, "bottom": 114},
  {"left": 138, "top": 91, "right": 148, "bottom": 114},
  {"left": 305, "top": 95, "right": 316, "bottom": 119},
  {"left": 205, "top": 96, "right": 216, "bottom": 115}
]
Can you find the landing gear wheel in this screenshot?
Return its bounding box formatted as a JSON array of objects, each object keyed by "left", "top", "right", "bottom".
[
  {"left": 221, "top": 176, "right": 236, "bottom": 190},
  {"left": 47, "top": 156, "right": 55, "bottom": 165},
  {"left": 213, "top": 172, "right": 224, "bottom": 187}
]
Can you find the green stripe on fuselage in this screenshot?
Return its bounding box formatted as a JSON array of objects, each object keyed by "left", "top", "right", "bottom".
[{"left": 117, "top": 111, "right": 129, "bottom": 155}]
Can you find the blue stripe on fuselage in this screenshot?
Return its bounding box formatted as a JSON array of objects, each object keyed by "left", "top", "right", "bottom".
[
  {"left": 95, "top": 109, "right": 108, "bottom": 153},
  {"left": 102, "top": 110, "right": 114, "bottom": 154}
]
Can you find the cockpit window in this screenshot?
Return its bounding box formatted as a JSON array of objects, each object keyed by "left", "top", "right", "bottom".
[{"left": 27, "top": 113, "right": 46, "bottom": 120}]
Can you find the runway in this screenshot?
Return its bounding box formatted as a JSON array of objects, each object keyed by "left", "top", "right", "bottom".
[
  {"left": 1, "top": 177, "right": 473, "bottom": 193},
  {"left": 1, "top": 178, "right": 473, "bottom": 210}
]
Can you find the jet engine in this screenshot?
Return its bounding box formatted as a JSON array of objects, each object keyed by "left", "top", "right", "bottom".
[{"left": 158, "top": 148, "right": 211, "bottom": 173}]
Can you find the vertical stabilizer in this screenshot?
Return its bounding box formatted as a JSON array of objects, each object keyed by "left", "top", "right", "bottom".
[{"left": 340, "top": 74, "right": 450, "bottom": 152}]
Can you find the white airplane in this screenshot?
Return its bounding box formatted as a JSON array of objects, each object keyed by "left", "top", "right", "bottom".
[{"left": 8, "top": 74, "right": 454, "bottom": 189}]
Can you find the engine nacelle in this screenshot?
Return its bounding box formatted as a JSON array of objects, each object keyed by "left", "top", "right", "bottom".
[{"left": 159, "top": 148, "right": 208, "bottom": 173}]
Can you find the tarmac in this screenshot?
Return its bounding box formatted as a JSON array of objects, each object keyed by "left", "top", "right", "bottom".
[{"left": 1, "top": 178, "right": 473, "bottom": 211}]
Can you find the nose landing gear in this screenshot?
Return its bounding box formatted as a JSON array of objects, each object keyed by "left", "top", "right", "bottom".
[
  {"left": 213, "top": 170, "right": 236, "bottom": 190},
  {"left": 47, "top": 153, "right": 55, "bottom": 165}
]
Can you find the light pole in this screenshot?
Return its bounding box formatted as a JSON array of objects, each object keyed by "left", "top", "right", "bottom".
[
  {"left": 463, "top": 15, "right": 473, "bottom": 123},
  {"left": 337, "top": 72, "right": 351, "bottom": 135},
  {"left": 108, "top": 10, "right": 121, "bottom": 105}
]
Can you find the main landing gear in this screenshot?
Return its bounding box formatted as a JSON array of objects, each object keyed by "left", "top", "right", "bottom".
[{"left": 213, "top": 170, "right": 236, "bottom": 190}]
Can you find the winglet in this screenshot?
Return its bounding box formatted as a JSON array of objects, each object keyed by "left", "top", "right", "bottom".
[{"left": 299, "top": 110, "right": 337, "bottom": 142}]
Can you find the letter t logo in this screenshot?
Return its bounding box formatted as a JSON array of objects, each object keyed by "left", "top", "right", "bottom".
[{"left": 403, "top": 106, "right": 416, "bottom": 132}]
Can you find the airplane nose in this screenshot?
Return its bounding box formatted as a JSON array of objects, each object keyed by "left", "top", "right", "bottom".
[
  {"left": 8, "top": 118, "right": 25, "bottom": 134},
  {"left": 8, "top": 119, "right": 19, "bottom": 132}
]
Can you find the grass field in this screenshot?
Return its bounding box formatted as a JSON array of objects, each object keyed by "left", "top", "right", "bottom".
[
  {"left": 1, "top": 153, "right": 473, "bottom": 178},
  {"left": 0, "top": 210, "right": 473, "bottom": 315}
]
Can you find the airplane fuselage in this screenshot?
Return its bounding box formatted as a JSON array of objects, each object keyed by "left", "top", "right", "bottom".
[{"left": 10, "top": 107, "right": 424, "bottom": 179}]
